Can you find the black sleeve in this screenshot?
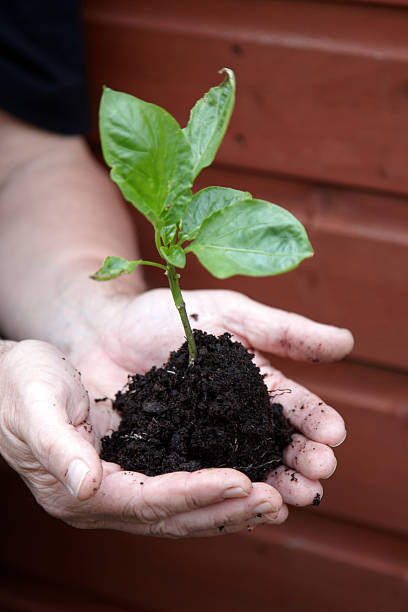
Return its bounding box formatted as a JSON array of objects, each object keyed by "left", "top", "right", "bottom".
[{"left": 0, "top": 1, "right": 90, "bottom": 135}]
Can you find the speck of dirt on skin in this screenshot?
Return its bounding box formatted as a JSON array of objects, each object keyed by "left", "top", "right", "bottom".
[
  {"left": 256, "top": 513, "right": 262, "bottom": 518},
  {"left": 312, "top": 492, "right": 321, "bottom": 506},
  {"left": 190, "top": 313, "right": 199, "bottom": 321},
  {"left": 140, "top": 482, "right": 144, "bottom": 485},
  {"left": 300, "top": 406, "right": 305, "bottom": 410},
  {"left": 62, "top": 357, "right": 66, "bottom": 360},
  {"left": 218, "top": 525, "right": 225, "bottom": 532},
  {"left": 290, "top": 472, "right": 298, "bottom": 482}
]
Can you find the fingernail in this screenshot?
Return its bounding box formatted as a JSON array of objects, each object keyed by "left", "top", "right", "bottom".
[
  {"left": 222, "top": 486, "right": 248, "bottom": 499},
  {"left": 330, "top": 431, "right": 347, "bottom": 448},
  {"left": 66, "top": 459, "right": 89, "bottom": 498},
  {"left": 325, "top": 458, "right": 338, "bottom": 479},
  {"left": 264, "top": 512, "right": 279, "bottom": 521},
  {"left": 253, "top": 501, "right": 276, "bottom": 515}
]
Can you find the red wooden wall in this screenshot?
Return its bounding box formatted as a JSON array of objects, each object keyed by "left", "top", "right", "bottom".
[{"left": 1, "top": 1, "right": 407, "bottom": 610}]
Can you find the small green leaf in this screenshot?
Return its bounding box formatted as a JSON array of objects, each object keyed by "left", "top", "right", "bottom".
[
  {"left": 160, "top": 223, "right": 178, "bottom": 245},
  {"left": 159, "top": 244, "right": 186, "bottom": 268},
  {"left": 186, "top": 199, "right": 313, "bottom": 279},
  {"left": 182, "top": 186, "right": 252, "bottom": 241},
  {"left": 100, "top": 87, "right": 193, "bottom": 227},
  {"left": 91, "top": 256, "right": 142, "bottom": 280},
  {"left": 91, "top": 255, "right": 166, "bottom": 280},
  {"left": 183, "top": 68, "right": 235, "bottom": 180}
]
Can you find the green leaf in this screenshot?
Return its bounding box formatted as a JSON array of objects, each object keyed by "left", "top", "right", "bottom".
[
  {"left": 186, "top": 199, "right": 314, "bottom": 279},
  {"left": 91, "top": 256, "right": 166, "bottom": 280},
  {"left": 159, "top": 244, "right": 186, "bottom": 268},
  {"left": 183, "top": 68, "right": 235, "bottom": 180},
  {"left": 182, "top": 186, "right": 252, "bottom": 241},
  {"left": 90, "top": 256, "right": 143, "bottom": 280},
  {"left": 160, "top": 223, "right": 178, "bottom": 245},
  {"left": 100, "top": 87, "right": 193, "bottom": 227}
]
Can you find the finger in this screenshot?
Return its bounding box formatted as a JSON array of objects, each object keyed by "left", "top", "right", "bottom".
[
  {"left": 181, "top": 503, "right": 289, "bottom": 539},
  {"left": 18, "top": 380, "right": 102, "bottom": 501},
  {"left": 283, "top": 433, "right": 337, "bottom": 480},
  {"left": 266, "top": 465, "right": 323, "bottom": 507},
  {"left": 216, "top": 292, "right": 354, "bottom": 362},
  {"left": 262, "top": 365, "right": 346, "bottom": 446},
  {"left": 93, "top": 477, "right": 283, "bottom": 537},
  {"left": 87, "top": 468, "right": 254, "bottom": 521},
  {"left": 145, "top": 482, "right": 283, "bottom": 538}
]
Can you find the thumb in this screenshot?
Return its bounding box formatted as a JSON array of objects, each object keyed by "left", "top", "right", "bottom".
[{"left": 18, "top": 380, "right": 103, "bottom": 501}]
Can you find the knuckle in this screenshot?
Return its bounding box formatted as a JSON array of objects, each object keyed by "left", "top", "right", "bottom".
[
  {"left": 134, "top": 504, "right": 162, "bottom": 523},
  {"left": 34, "top": 425, "right": 60, "bottom": 462},
  {"left": 27, "top": 379, "right": 67, "bottom": 409},
  {"left": 147, "top": 519, "right": 189, "bottom": 539},
  {"left": 181, "top": 474, "right": 202, "bottom": 511},
  {"left": 130, "top": 489, "right": 169, "bottom": 524}
]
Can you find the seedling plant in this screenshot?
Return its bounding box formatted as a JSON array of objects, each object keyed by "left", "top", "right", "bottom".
[{"left": 92, "top": 68, "right": 313, "bottom": 364}]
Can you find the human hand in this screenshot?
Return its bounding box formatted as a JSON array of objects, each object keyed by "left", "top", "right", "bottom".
[
  {"left": 69, "top": 288, "right": 353, "bottom": 518},
  {"left": 0, "top": 339, "right": 287, "bottom": 537}
]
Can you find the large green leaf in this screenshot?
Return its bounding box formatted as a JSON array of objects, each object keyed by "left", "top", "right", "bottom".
[
  {"left": 186, "top": 199, "right": 314, "bottom": 279},
  {"left": 182, "top": 186, "right": 251, "bottom": 241},
  {"left": 183, "top": 68, "right": 235, "bottom": 180},
  {"left": 100, "top": 87, "right": 193, "bottom": 227}
]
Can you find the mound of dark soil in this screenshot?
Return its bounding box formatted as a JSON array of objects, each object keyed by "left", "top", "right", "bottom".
[{"left": 101, "top": 330, "right": 294, "bottom": 481}]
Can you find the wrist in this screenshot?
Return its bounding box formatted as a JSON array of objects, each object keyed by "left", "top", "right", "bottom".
[{"left": 41, "top": 256, "right": 146, "bottom": 360}]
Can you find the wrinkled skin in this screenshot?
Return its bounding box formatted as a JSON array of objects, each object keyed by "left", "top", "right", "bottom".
[{"left": 0, "top": 288, "right": 353, "bottom": 538}]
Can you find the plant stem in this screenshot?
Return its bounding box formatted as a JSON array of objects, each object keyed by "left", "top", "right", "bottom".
[
  {"left": 138, "top": 260, "right": 167, "bottom": 271},
  {"left": 166, "top": 264, "right": 197, "bottom": 366}
]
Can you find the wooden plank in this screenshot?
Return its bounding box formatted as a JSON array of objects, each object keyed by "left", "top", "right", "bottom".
[
  {"left": 344, "top": 0, "right": 408, "bottom": 7},
  {"left": 0, "top": 568, "right": 144, "bottom": 612},
  {"left": 133, "top": 165, "right": 408, "bottom": 371},
  {"left": 1, "top": 470, "right": 407, "bottom": 612},
  {"left": 84, "top": 0, "right": 408, "bottom": 195}
]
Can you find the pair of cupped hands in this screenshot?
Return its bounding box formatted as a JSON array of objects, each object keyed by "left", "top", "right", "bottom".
[{"left": 0, "top": 289, "right": 353, "bottom": 538}]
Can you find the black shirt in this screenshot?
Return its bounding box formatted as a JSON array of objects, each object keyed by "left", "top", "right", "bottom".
[{"left": 0, "top": 1, "right": 90, "bottom": 134}]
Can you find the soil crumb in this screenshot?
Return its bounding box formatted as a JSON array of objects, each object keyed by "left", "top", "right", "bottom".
[{"left": 101, "top": 330, "right": 294, "bottom": 481}]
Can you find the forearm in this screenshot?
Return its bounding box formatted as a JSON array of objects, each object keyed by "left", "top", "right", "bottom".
[{"left": 0, "top": 112, "right": 145, "bottom": 352}]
